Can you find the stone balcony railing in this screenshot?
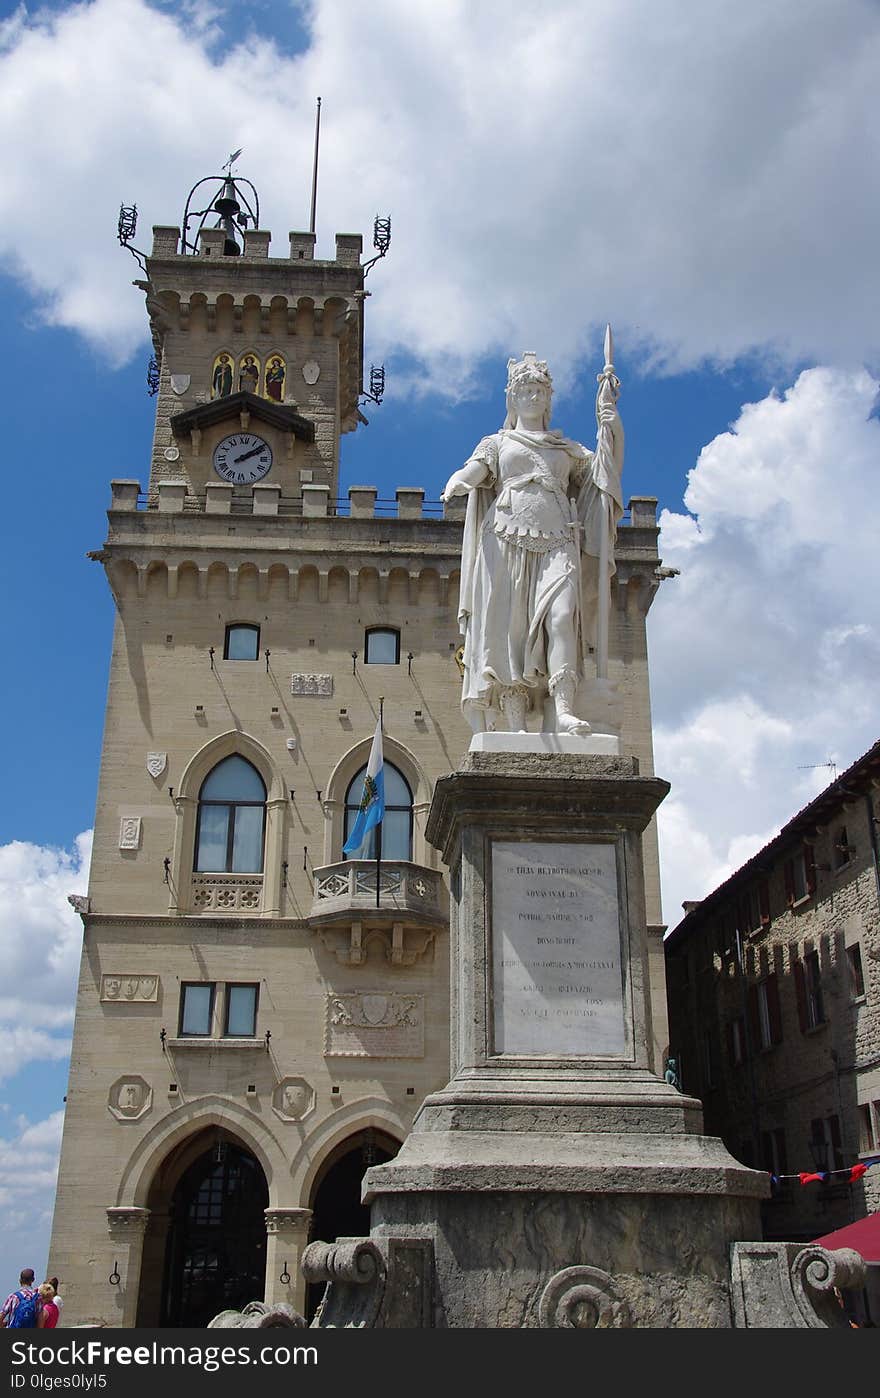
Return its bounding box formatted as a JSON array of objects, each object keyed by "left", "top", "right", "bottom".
[
  {"left": 309, "top": 860, "right": 446, "bottom": 926},
  {"left": 191, "top": 873, "right": 263, "bottom": 914}
]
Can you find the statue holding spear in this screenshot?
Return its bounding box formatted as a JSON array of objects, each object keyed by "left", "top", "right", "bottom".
[{"left": 442, "top": 332, "right": 624, "bottom": 737}]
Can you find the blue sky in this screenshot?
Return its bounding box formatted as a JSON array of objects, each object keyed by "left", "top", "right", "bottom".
[{"left": 1, "top": 0, "right": 879, "bottom": 1284}]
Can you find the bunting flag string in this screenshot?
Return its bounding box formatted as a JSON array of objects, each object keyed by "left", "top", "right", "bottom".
[{"left": 769, "top": 1157, "right": 880, "bottom": 1188}]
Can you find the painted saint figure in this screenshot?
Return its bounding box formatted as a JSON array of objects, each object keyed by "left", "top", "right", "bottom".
[
  {"left": 441, "top": 351, "right": 623, "bottom": 735},
  {"left": 265, "top": 355, "right": 285, "bottom": 402},
  {"left": 239, "top": 354, "right": 260, "bottom": 395},
  {"left": 211, "top": 352, "right": 233, "bottom": 399}
]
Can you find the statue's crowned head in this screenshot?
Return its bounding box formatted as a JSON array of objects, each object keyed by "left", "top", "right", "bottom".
[{"left": 504, "top": 352, "right": 553, "bottom": 430}]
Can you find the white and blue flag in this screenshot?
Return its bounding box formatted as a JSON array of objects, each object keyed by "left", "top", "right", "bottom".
[{"left": 342, "top": 718, "right": 385, "bottom": 855}]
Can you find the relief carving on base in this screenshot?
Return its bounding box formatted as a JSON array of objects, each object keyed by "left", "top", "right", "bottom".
[{"left": 538, "top": 1266, "right": 632, "bottom": 1329}]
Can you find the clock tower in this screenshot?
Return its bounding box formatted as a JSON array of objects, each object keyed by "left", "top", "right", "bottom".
[{"left": 48, "top": 169, "right": 669, "bottom": 1328}]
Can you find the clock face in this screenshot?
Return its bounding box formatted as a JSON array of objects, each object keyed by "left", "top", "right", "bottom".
[{"left": 212, "top": 432, "right": 273, "bottom": 484}]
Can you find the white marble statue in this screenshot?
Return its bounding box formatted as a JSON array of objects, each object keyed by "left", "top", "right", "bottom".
[{"left": 441, "top": 340, "right": 624, "bottom": 736}]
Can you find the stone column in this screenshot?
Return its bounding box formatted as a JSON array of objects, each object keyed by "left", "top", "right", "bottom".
[
  {"left": 364, "top": 752, "right": 768, "bottom": 1328},
  {"left": 106, "top": 1207, "right": 150, "bottom": 1328},
  {"left": 264, "top": 1208, "right": 312, "bottom": 1314}
]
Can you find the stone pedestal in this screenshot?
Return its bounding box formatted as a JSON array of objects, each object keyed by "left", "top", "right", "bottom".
[{"left": 362, "top": 753, "right": 769, "bottom": 1327}]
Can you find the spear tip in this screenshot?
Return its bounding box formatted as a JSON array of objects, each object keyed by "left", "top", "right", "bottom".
[{"left": 604, "top": 323, "right": 614, "bottom": 369}]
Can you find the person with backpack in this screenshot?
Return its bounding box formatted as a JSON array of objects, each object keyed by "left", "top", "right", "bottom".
[{"left": 0, "top": 1269, "right": 42, "bottom": 1328}]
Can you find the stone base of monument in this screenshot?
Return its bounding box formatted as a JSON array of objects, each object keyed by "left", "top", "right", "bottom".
[
  {"left": 302, "top": 754, "right": 865, "bottom": 1328},
  {"left": 469, "top": 731, "right": 620, "bottom": 756}
]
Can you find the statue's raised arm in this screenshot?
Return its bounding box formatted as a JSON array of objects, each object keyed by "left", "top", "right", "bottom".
[{"left": 442, "top": 343, "right": 623, "bottom": 740}]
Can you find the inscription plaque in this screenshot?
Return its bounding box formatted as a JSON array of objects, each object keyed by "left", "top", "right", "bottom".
[{"left": 491, "top": 840, "right": 625, "bottom": 1056}]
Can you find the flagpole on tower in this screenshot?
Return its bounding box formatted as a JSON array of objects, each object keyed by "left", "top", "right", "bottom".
[{"left": 376, "top": 697, "right": 384, "bottom": 908}]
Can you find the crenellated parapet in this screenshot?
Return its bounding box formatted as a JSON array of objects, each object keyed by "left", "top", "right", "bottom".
[{"left": 142, "top": 224, "right": 367, "bottom": 497}]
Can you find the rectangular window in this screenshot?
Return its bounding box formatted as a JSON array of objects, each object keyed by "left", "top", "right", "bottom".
[
  {"left": 741, "top": 882, "right": 770, "bottom": 935},
  {"left": 730, "top": 1016, "right": 746, "bottom": 1065},
  {"left": 809, "top": 1115, "right": 845, "bottom": 1172},
  {"left": 804, "top": 949, "right": 825, "bottom": 1028},
  {"left": 180, "top": 983, "right": 215, "bottom": 1036},
  {"left": 364, "top": 628, "right": 400, "bottom": 664},
  {"left": 847, "top": 943, "right": 865, "bottom": 999},
  {"left": 858, "top": 1105, "right": 876, "bottom": 1155},
  {"left": 754, "top": 974, "right": 782, "bottom": 1050},
  {"left": 224, "top": 984, "right": 259, "bottom": 1037},
  {"left": 224, "top": 624, "right": 260, "bottom": 661},
  {"left": 784, "top": 845, "right": 816, "bottom": 905},
  {"left": 834, "top": 824, "right": 854, "bottom": 870}
]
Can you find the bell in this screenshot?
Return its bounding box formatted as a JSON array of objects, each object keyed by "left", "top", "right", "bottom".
[{"left": 213, "top": 178, "right": 241, "bottom": 220}]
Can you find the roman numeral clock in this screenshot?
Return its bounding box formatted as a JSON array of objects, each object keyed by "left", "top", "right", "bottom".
[{"left": 213, "top": 431, "right": 273, "bottom": 484}]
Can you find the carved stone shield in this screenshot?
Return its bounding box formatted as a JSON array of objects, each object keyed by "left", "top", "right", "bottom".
[
  {"left": 147, "top": 752, "right": 167, "bottom": 779},
  {"left": 302, "top": 360, "right": 320, "bottom": 385},
  {"left": 170, "top": 374, "right": 191, "bottom": 395},
  {"left": 361, "top": 994, "right": 390, "bottom": 1025}
]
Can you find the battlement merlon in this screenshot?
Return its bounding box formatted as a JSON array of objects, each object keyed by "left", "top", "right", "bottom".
[{"left": 149, "top": 225, "right": 364, "bottom": 266}]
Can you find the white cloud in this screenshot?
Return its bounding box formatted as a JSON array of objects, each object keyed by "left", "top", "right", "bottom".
[
  {"left": 0, "top": 0, "right": 878, "bottom": 378},
  {"left": 0, "top": 1110, "right": 65, "bottom": 1287},
  {"left": 652, "top": 367, "right": 880, "bottom": 922},
  {"left": 0, "top": 832, "right": 91, "bottom": 1081}
]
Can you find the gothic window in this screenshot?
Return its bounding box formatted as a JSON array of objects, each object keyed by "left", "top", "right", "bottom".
[
  {"left": 195, "top": 756, "right": 266, "bottom": 873},
  {"left": 224, "top": 624, "right": 260, "bottom": 661},
  {"left": 343, "top": 761, "right": 412, "bottom": 861},
  {"left": 364, "top": 628, "right": 400, "bottom": 664}
]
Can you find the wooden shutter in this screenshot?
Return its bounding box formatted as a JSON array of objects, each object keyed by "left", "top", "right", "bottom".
[
  {"left": 784, "top": 859, "right": 795, "bottom": 906},
  {"left": 759, "top": 878, "right": 771, "bottom": 926},
  {"left": 793, "top": 956, "right": 808, "bottom": 1033},
  {"left": 767, "top": 973, "right": 783, "bottom": 1044}
]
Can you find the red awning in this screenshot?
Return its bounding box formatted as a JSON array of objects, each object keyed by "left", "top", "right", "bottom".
[{"left": 813, "top": 1212, "right": 880, "bottom": 1264}]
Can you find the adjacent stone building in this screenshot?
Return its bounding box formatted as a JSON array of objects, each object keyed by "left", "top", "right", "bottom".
[
  {"left": 665, "top": 740, "right": 880, "bottom": 1251},
  {"left": 48, "top": 187, "right": 670, "bottom": 1326}
]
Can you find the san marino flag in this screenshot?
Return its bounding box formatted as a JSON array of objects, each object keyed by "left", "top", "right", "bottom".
[{"left": 342, "top": 717, "right": 385, "bottom": 855}]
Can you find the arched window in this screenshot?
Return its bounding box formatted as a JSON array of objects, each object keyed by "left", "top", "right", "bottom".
[
  {"left": 364, "top": 627, "right": 400, "bottom": 664},
  {"left": 343, "top": 761, "right": 412, "bottom": 860},
  {"left": 195, "top": 756, "right": 266, "bottom": 873}
]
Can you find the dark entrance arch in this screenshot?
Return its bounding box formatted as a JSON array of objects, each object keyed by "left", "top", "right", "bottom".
[
  {"left": 161, "top": 1138, "right": 269, "bottom": 1327},
  {"left": 306, "top": 1128, "right": 399, "bottom": 1320}
]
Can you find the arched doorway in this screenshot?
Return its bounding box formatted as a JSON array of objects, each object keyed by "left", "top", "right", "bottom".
[
  {"left": 306, "top": 1128, "right": 399, "bottom": 1320},
  {"left": 160, "top": 1137, "right": 269, "bottom": 1327}
]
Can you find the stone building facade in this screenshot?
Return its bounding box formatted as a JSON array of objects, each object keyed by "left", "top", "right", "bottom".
[
  {"left": 665, "top": 741, "right": 880, "bottom": 1249},
  {"left": 49, "top": 203, "right": 670, "bottom": 1327}
]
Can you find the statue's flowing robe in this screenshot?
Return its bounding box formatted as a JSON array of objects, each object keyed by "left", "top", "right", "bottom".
[{"left": 456, "top": 428, "right": 623, "bottom": 729}]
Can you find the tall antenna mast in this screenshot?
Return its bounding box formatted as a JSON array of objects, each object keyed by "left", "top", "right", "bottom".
[{"left": 309, "top": 96, "right": 322, "bottom": 235}]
